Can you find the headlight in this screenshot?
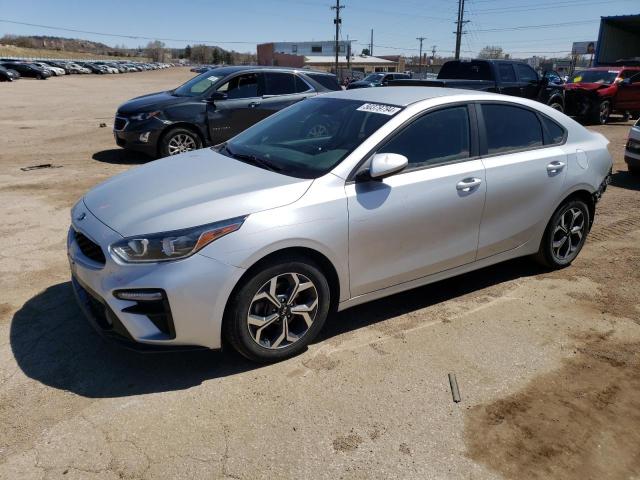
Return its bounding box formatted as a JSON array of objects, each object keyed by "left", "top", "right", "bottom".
[
  {"left": 111, "top": 216, "right": 246, "bottom": 263},
  {"left": 130, "top": 111, "right": 161, "bottom": 121}
]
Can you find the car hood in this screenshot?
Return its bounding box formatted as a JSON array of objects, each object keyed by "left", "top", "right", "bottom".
[
  {"left": 83, "top": 148, "right": 313, "bottom": 237},
  {"left": 117, "top": 91, "right": 186, "bottom": 115},
  {"left": 565, "top": 82, "right": 613, "bottom": 92}
]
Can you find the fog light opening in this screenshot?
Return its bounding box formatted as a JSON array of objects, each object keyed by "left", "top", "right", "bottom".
[
  {"left": 114, "top": 290, "right": 163, "bottom": 301},
  {"left": 139, "top": 131, "right": 151, "bottom": 143}
]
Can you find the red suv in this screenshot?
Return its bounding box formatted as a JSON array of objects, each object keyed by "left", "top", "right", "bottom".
[{"left": 564, "top": 66, "right": 640, "bottom": 124}]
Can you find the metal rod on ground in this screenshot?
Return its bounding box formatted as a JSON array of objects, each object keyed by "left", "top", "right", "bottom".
[{"left": 448, "top": 373, "right": 461, "bottom": 403}]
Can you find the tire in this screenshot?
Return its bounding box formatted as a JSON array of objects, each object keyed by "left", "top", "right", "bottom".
[
  {"left": 622, "top": 111, "right": 631, "bottom": 122},
  {"left": 549, "top": 101, "right": 564, "bottom": 113},
  {"left": 591, "top": 100, "right": 610, "bottom": 125},
  {"left": 223, "top": 256, "right": 331, "bottom": 362},
  {"left": 535, "top": 199, "right": 590, "bottom": 269},
  {"left": 159, "top": 127, "right": 202, "bottom": 158},
  {"left": 35, "top": 73, "right": 42, "bottom": 80}
]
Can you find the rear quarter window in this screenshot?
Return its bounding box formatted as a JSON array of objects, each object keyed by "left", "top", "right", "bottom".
[
  {"left": 540, "top": 116, "right": 566, "bottom": 145},
  {"left": 306, "top": 73, "right": 341, "bottom": 91}
]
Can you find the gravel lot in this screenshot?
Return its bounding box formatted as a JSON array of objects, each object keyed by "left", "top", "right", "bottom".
[{"left": 1, "top": 69, "right": 639, "bottom": 480}]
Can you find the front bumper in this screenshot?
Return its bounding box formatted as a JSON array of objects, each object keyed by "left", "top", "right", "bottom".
[
  {"left": 113, "top": 117, "right": 163, "bottom": 156},
  {"left": 67, "top": 201, "right": 245, "bottom": 350},
  {"left": 625, "top": 137, "right": 640, "bottom": 168}
]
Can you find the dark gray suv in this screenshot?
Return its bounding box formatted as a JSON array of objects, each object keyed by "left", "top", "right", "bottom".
[{"left": 113, "top": 66, "right": 341, "bottom": 158}]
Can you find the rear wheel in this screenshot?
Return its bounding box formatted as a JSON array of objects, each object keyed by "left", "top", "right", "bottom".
[
  {"left": 535, "top": 199, "right": 590, "bottom": 269},
  {"left": 223, "top": 257, "right": 331, "bottom": 362},
  {"left": 159, "top": 128, "right": 202, "bottom": 158}
]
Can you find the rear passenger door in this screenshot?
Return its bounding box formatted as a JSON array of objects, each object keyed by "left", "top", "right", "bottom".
[
  {"left": 516, "top": 64, "right": 542, "bottom": 101},
  {"left": 258, "top": 72, "right": 316, "bottom": 119},
  {"left": 476, "top": 103, "right": 568, "bottom": 259},
  {"left": 496, "top": 63, "right": 522, "bottom": 97}
]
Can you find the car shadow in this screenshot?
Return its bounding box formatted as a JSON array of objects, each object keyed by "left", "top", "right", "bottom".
[
  {"left": 11, "top": 258, "right": 543, "bottom": 399},
  {"left": 610, "top": 170, "right": 640, "bottom": 192},
  {"left": 92, "top": 149, "right": 151, "bottom": 165}
]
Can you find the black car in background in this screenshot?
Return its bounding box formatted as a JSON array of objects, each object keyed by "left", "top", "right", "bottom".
[
  {"left": 114, "top": 66, "right": 341, "bottom": 158},
  {"left": 0, "top": 65, "right": 20, "bottom": 82},
  {"left": 0, "top": 62, "right": 51, "bottom": 79},
  {"left": 347, "top": 72, "right": 411, "bottom": 89},
  {"left": 390, "top": 59, "right": 566, "bottom": 112}
]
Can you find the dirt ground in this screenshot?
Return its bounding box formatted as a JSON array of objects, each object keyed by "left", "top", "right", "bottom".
[{"left": 1, "top": 69, "right": 639, "bottom": 480}]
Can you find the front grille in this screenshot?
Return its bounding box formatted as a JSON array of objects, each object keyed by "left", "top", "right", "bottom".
[
  {"left": 114, "top": 116, "right": 128, "bottom": 131},
  {"left": 74, "top": 230, "right": 106, "bottom": 265}
]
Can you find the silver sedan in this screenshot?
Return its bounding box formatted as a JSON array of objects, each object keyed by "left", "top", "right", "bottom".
[{"left": 68, "top": 87, "right": 612, "bottom": 361}]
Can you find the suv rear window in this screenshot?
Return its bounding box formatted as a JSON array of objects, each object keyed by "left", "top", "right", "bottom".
[
  {"left": 264, "top": 72, "right": 297, "bottom": 95},
  {"left": 306, "top": 73, "right": 341, "bottom": 91},
  {"left": 438, "top": 61, "right": 493, "bottom": 80},
  {"left": 481, "top": 104, "right": 543, "bottom": 155}
]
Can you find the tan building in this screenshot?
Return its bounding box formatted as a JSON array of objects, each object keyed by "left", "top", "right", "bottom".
[{"left": 302, "top": 54, "right": 398, "bottom": 74}]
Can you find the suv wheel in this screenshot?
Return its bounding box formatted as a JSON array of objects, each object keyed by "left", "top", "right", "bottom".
[
  {"left": 535, "top": 199, "right": 590, "bottom": 269},
  {"left": 159, "top": 128, "right": 202, "bottom": 157},
  {"left": 223, "top": 257, "right": 331, "bottom": 362},
  {"left": 549, "top": 101, "right": 564, "bottom": 113},
  {"left": 592, "top": 100, "right": 610, "bottom": 125}
]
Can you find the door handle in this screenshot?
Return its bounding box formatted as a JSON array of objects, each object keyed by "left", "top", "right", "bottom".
[
  {"left": 248, "top": 102, "right": 260, "bottom": 108},
  {"left": 456, "top": 177, "right": 482, "bottom": 192},
  {"left": 546, "top": 161, "right": 565, "bottom": 173}
]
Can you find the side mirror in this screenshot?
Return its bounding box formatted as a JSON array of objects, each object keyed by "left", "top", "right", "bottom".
[
  {"left": 367, "top": 153, "right": 408, "bottom": 180},
  {"left": 209, "top": 91, "right": 227, "bottom": 102}
]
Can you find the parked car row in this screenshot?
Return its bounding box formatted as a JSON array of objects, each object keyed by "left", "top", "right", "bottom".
[{"left": 0, "top": 59, "right": 173, "bottom": 81}]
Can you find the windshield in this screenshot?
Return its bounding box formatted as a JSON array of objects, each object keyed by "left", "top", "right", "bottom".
[
  {"left": 363, "top": 73, "right": 384, "bottom": 82},
  {"left": 571, "top": 70, "right": 619, "bottom": 84},
  {"left": 173, "top": 71, "right": 222, "bottom": 97},
  {"left": 221, "top": 97, "right": 402, "bottom": 179}
]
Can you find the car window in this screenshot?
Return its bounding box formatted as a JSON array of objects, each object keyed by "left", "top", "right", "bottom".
[
  {"left": 305, "top": 73, "right": 340, "bottom": 91},
  {"left": 482, "top": 104, "right": 543, "bottom": 154},
  {"left": 264, "top": 72, "right": 297, "bottom": 96},
  {"left": 218, "top": 73, "right": 260, "bottom": 99},
  {"left": 378, "top": 106, "right": 470, "bottom": 169},
  {"left": 516, "top": 64, "right": 538, "bottom": 82},
  {"left": 294, "top": 75, "right": 313, "bottom": 93},
  {"left": 438, "top": 61, "right": 493, "bottom": 81},
  {"left": 497, "top": 63, "right": 516, "bottom": 82},
  {"left": 541, "top": 116, "right": 566, "bottom": 145}
]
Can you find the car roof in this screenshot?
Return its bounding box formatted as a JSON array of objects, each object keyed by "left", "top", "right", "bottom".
[
  {"left": 204, "top": 65, "right": 335, "bottom": 76},
  {"left": 321, "top": 86, "right": 494, "bottom": 107}
]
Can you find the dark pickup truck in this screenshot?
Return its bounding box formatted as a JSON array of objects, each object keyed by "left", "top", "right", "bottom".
[{"left": 390, "top": 59, "right": 565, "bottom": 112}]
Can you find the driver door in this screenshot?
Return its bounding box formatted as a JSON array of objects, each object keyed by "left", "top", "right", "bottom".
[
  {"left": 346, "top": 105, "right": 486, "bottom": 296},
  {"left": 207, "top": 72, "right": 264, "bottom": 144}
]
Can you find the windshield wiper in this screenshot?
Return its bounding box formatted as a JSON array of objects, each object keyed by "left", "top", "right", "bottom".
[{"left": 219, "top": 145, "right": 282, "bottom": 173}]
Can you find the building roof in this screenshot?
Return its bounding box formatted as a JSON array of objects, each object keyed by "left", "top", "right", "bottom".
[
  {"left": 303, "top": 55, "right": 395, "bottom": 65},
  {"left": 321, "top": 86, "right": 493, "bottom": 107}
]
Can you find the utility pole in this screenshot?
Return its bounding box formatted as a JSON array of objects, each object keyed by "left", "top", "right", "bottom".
[
  {"left": 431, "top": 45, "right": 436, "bottom": 72},
  {"left": 454, "top": 0, "right": 468, "bottom": 60},
  {"left": 332, "top": 0, "right": 344, "bottom": 77},
  {"left": 416, "top": 36, "right": 426, "bottom": 77},
  {"left": 370, "top": 29, "right": 374, "bottom": 56}
]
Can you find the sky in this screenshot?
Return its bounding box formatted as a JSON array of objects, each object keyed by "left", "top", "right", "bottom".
[{"left": 0, "top": 0, "right": 637, "bottom": 58}]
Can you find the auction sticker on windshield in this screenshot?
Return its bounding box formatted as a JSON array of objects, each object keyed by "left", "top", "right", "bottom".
[{"left": 357, "top": 103, "right": 401, "bottom": 115}]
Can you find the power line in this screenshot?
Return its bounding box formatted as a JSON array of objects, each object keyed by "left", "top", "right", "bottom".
[
  {"left": 473, "top": 19, "right": 597, "bottom": 32},
  {"left": 0, "top": 18, "right": 256, "bottom": 45},
  {"left": 472, "top": 0, "right": 635, "bottom": 14}
]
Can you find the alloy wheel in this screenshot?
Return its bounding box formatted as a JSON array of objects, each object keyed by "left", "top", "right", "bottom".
[
  {"left": 167, "top": 134, "right": 197, "bottom": 155},
  {"left": 599, "top": 102, "right": 610, "bottom": 124},
  {"left": 247, "top": 272, "right": 319, "bottom": 349},
  {"left": 551, "top": 207, "right": 585, "bottom": 262}
]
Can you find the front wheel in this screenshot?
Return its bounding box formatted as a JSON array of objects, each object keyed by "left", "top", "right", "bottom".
[
  {"left": 535, "top": 199, "right": 590, "bottom": 269},
  {"left": 159, "top": 128, "right": 202, "bottom": 157},
  {"left": 549, "top": 101, "right": 564, "bottom": 113},
  {"left": 592, "top": 100, "right": 610, "bottom": 125},
  {"left": 223, "top": 257, "right": 331, "bottom": 362}
]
